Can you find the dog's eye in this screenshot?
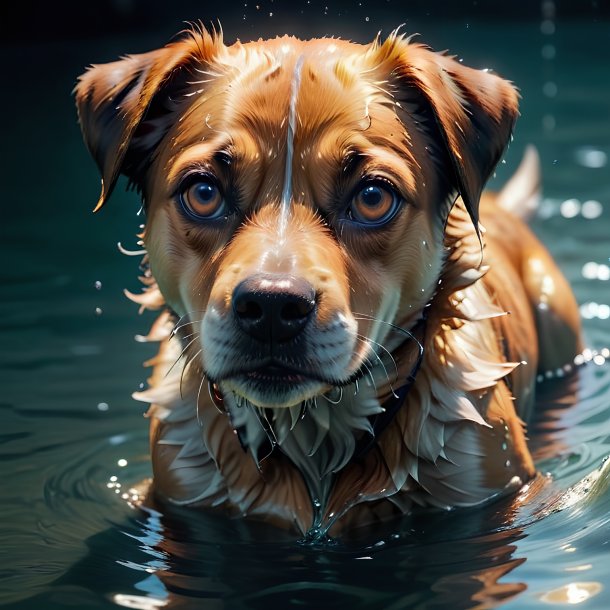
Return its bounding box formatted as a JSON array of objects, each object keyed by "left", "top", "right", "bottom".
[
  {"left": 349, "top": 183, "right": 401, "bottom": 225},
  {"left": 180, "top": 178, "right": 226, "bottom": 219}
]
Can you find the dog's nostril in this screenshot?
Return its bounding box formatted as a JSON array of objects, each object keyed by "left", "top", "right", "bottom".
[
  {"left": 234, "top": 298, "right": 264, "bottom": 321},
  {"left": 281, "top": 298, "right": 315, "bottom": 321}
]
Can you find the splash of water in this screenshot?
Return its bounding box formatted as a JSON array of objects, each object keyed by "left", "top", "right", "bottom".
[{"left": 279, "top": 55, "right": 305, "bottom": 240}]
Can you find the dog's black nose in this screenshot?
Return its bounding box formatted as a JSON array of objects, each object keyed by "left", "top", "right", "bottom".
[{"left": 232, "top": 274, "right": 316, "bottom": 343}]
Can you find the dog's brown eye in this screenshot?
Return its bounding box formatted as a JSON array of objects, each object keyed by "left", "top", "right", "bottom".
[
  {"left": 180, "top": 179, "right": 226, "bottom": 219},
  {"left": 350, "top": 183, "right": 400, "bottom": 225}
]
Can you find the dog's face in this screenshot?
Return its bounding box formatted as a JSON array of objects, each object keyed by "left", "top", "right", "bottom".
[{"left": 76, "top": 30, "right": 517, "bottom": 411}]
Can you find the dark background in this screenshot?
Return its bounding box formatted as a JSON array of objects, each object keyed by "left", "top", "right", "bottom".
[{"left": 2, "top": 0, "right": 609, "bottom": 44}]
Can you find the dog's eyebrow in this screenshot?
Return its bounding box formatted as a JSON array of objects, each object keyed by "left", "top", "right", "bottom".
[
  {"left": 214, "top": 147, "right": 234, "bottom": 166},
  {"left": 168, "top": 139, "right": 235, "bottom": 184},
  {"left": 340, "top": 150, "right": 364, "bottom": 175}
]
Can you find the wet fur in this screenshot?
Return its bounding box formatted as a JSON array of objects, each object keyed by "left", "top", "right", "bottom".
[{"left": 75, "top": 27, "right": 581, "bottom": 536}]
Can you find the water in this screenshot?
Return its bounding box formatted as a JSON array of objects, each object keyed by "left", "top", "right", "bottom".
[{"left": 1, "top": 12, "right": 610, "bottom": 610}]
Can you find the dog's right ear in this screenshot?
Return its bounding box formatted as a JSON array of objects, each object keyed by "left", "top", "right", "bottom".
[{"left": 75, "top": 28, "right": 223, "bottom": 211}]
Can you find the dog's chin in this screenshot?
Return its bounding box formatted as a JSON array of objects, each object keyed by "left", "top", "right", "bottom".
[{"left": 220, "top": 376, "right": 329, "bottom": 409}]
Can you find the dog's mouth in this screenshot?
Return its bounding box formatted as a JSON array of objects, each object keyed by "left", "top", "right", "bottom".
[
  {"left": 243, "top": 365, "right": 310, "bottom": 385},
  {"left": 208, "top": 360, "right": 358, "bottom": 410}
]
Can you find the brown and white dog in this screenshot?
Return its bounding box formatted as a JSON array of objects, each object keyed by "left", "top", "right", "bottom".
[{"left": 76, "top": 26, "right": 581, "bottom": 537}]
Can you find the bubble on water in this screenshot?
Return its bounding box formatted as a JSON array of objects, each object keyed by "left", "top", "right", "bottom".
[
  {"left": 97, "top": 402, "right": 109, "bottom": 411},
  {"left": 582, "top": 262, "right": 599, "bottom": 279},
  {"left": 94, "top": 280, "right": 102, "bottom": 290},
  {"left": 543, "top": 81, "right": 558, "bottom": 97},
  {"left": 581, "top": 200, "right": 603, "bottom": 219},
  {"left": 560, "top": 198, "right": 580, "bottom": 218},
  {"left": 597, "top": 265, "right": 610, "bottom": 281},
  {"left": 541, "top": 44, "right": 556, "bottom": 59},
  {"left": 543, "top": 114, "right": 556, "bottom": 132},
  {"left": 575, "top": 147, "right": 607, "bottom": 168}
]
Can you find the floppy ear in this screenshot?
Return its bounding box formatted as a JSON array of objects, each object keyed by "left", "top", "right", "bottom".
[
  {"left": 384, "top": 39, "right": 519, "bottom": 233},
  {"left": 75, "top": 28, "right": 223, "bottom": 211}
]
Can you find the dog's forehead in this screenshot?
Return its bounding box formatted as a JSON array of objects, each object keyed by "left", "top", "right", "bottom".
[{"left": 173, "top": 37, "right": 396, "bottom": 152}]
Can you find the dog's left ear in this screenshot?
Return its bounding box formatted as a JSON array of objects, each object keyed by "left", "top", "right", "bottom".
[
  {"left": 377, "top": 38, "right": 519, "bottom": 232},
  {"left": 75, "top": 28, "right": 223, "bottom": 211}
]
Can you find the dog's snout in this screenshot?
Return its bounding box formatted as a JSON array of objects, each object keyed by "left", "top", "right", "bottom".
[{"left": 232, "top": 274, "right": 316, "bottom": 343}]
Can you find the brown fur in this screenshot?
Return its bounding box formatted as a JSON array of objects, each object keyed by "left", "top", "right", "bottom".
[{"left": 75, "top": 27, "right": 581, "bottom": 536}]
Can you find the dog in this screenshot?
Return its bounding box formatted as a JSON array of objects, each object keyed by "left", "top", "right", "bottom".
[{"left": 75, "top": 26, "right": 581, "bottom": 537}]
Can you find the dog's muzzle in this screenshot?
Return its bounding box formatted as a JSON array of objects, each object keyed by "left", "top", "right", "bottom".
[{"left": 232, "top": 273, "right": 316, "bottom": 343}]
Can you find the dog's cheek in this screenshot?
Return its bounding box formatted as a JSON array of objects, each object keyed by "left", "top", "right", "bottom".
[{"left": 144, "top": 209, "right": 194, "bottom": 315}]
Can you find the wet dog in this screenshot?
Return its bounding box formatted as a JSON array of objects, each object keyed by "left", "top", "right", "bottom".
[{"left": 76, "top": 26, "right": 581, "bottom": 537}]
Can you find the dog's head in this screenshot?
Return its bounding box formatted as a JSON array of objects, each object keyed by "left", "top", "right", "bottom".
[{"left": 76, "top": 28, "right": 517, "bottom": 413}]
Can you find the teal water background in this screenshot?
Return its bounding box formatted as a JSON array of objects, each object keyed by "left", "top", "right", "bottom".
[{"left": 1, "top": 5, "right": 610, "bottom": 609}]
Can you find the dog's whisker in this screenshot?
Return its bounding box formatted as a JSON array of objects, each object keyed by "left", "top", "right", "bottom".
[
  {"left": 195, "top": 373, "right": 207, "bottom": 427},
  {"left": 322, "top": 386, "right": 343, "bottom": 405},
  {"left": 360, "top": 360, "right": 377, "bottom": 391},
  {"left": 353, "top": 313, "right": 425, "bottom": 358},
  {"left": 357, "top": 333, "right": 399, "bottom": 380},
  {"left": 180, "top": 348, "right": 202, "bottom": 399},
  {"left": 354, "top": 378, "right": 360, "bottom": 396},
  {"left": 355, "top": 333, "right": 399, "bottom": 398},
  {"left": 170, "top": 311, "right": 206, "bottom": 335},
  {"left": 207, "top": 380, "right": 226, "bottom": 415},
  {"left": 164, "top": 336, "right": 200, "bottom": 379},
  {"left": 247, "top": 405, "right": 277, "bottom": 466}
]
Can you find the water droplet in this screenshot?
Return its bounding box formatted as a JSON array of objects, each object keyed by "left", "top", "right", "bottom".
[
  {"left": 97, "top": 402, "right": 109, "bottom": 411},
  {"left": 117, "top": 459, "right": 128, "bottom": 467},
  {"left": 95, "top": 307, "right": 103, "bottom": 316},
  {"left": 541, "top": 44, "right": 556, "bottom": 60},
  {"left": 365, "top": 16, "right": 369, "bottom": 21},
  {"left": 560, "top": 198, "right": 581, "bottom": 218},
  {"left": 581, "top": 200, "right": 603, "bottom": 219},
  {"left": 505, "top": 460, "right": 511, "bottom": 468},
  {"left": 94, "top": 280, "right": 102, "bottom": 290},
  {"left": 575, "top": 147, "right": 607, "bottom": 169},
  {"left": 543, "top": 81, "right": 558, "bottom": 97},
  {"left": 540, "top": 19, "right": 555, "bottom": 35},
  {"left": 543, "top": 114, "right": 556, "bottom": 132}
]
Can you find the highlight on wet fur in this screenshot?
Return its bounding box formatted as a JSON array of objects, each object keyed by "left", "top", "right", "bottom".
[{"left": 75, "top": 24, "right": 582, "bottom": 537}]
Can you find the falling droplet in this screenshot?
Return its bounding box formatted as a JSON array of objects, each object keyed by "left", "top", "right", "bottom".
[
  {"left": 95, "top": 307, "right": 103, "bottom": 316},
  {"left": 94, "top": 280, "right": 102, "bottom": 290}
]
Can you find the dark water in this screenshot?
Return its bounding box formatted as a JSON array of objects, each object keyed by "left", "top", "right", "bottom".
[{"left": 1, "top": 8, "right": 610, "bottom": 610}]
